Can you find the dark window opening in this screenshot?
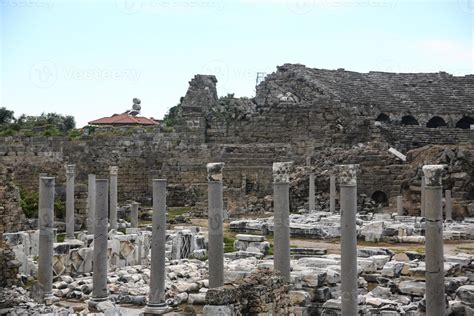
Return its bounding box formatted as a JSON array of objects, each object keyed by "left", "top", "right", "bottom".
[
  {"left": 371, "top": 191, "right": 388, "bottom": 206},
  {"left": 456, "top": 116, "right": 474, "bottom": 129},
  {"left": 375, "top": 113, "right": 390, "bottom": 123},
  {"left": 426, "top": 116, "right": 447, "bottom": 128},
  {"left": 401, "top": 115, "right": 419, "bottom": 126}
]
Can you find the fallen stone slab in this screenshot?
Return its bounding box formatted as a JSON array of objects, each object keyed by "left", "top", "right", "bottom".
[{"left": 398, "top": 280, "right": 425, "bottom": 297}]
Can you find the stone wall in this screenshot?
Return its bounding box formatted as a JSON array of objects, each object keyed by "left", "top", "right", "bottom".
[
  {"left": 204, "top": 269, "right": 293, "bottom": 315},
  {"left": 0, "top": 64, "right": 473, "bottom": 230}
]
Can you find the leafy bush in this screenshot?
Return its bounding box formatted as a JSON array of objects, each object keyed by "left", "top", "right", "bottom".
[
  {"left": 0, "top": 107, "right": 77, "bottom": 137},
  {"left": 20, "top": 188, "right": 65, "bottom": 219},
  {"left": 20, "top": 189, "right": 39, "bottom": 218}
]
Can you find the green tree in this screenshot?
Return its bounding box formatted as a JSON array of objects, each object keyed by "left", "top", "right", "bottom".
[{"left": 0, "top": 107, "right": 14, "bottom": 125}]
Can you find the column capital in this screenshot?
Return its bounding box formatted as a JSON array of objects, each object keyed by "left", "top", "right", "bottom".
[
  {"left": 273, "top": 161, "right": 293, "bottom": 183},
  {"left": 207, "top": 162, "right": 225, "bottom": 181},
  {"left": 337, "top": 164, "right": 359, "bottom": 186},
  {"left": 109, "top": 166, "right": 119, "bottom": 175},
  {"left": 423, "top": 165, "right": 446, "bottom": 186},
  {"left": 65, "top": 164, "right": 75, "bottom": 174}
]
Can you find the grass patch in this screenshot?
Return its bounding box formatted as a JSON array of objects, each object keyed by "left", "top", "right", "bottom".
[
  {"left": 56, "top": 233, "right": 65, "bottom": 243},
  {"left": 456, "top": 246, "right": 474, "bottom": 254},
  {"left": 167, "top": 206, "right": 192, "bottom": 221},
  {"left": 224, "top": 236, "right": 235, "bottom": 253}
]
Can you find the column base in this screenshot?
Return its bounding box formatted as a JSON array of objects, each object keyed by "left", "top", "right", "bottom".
[
  {"left": 142, "top": 303, "right": 172, "bottom": 315},
  {"left": 88, "top": 296, "right": 114, "bottom": 312},
  {"left": 43, "top": 292, "right": 57, "bottom": 305}
]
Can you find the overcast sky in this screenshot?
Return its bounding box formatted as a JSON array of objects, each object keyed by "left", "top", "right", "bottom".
[{"left": 1, "top": 0, "right": 472, "bottom": 127}]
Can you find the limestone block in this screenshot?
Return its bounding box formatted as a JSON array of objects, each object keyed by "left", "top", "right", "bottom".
[
  {"left": 381, "top": 261, "right": 407, "bottom": 278},
  {"left": 456, "top": 285, "right": 474, "bottom": 306},
  {"left": 398, "top": 281, "right": 425, "bottom": 296}
]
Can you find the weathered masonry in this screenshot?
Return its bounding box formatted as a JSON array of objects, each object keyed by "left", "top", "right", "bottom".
[{"left": 1, "top": 64, "right": 473, "bottom": 227}]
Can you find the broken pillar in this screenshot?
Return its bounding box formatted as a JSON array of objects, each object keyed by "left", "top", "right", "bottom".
[
  {"left": 86, "top": 174, "right": 96, "bottom": 234},
  {"left": 131, "top": 202, "right": 140, "bottom": 228},
  {"left": 109, "top": 166, "right": 118, "bottom": 230},
  {"left": 330, "top": 174, "right": 336, "bottom": 213},
  {"left": 338, "top": 164, "right": 359, "bottom": 316},
  {"left": 65, "top": 164, "right": 75, "bottom": 240},
  {"left": 37, "top": 176, "right": 55, "bottom": 304},
  {"left": 421, "top": 175, "right": 426, "bottom": 217},
  {"left": 273, "top": 161, "right": 293, "bottom": 282},
  {"left": 445, "top": 189, "right": 452, "bottom": 221},
  {"left": 423, "top": 165, "right": 446, "bottom": 316},
  {"left": 144, "top": 179, "right": 170, "bottom": 314},
  {"left": 397, "top": 195, "right": 403, "bottom": 216},
  {"left": 306, "top": 157, "right": 315, "bottom": 211},
  {"left": 207, "top": 162, "right": 225, "bottom": 288}
]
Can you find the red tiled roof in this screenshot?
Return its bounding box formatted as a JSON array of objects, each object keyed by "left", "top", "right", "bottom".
[{"left": 88, "top": 113, "right": 158, "bottom": 125}]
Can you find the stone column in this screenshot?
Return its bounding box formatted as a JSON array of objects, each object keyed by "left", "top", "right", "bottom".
[
  {"left": 130, "top": 202, "right": 140, "bottom": 228},
  {"left": 273, "top": 161, "right": 293, "bottom": 282},
  {"left": 207, "top": 163, "right": 225, "bottom": 288},
  {"left": 37, "top": 176, "right": 55, "bottom": 304},
  {"left": 306, "top": 157, "right": 315, "bottom": 211},
  {"left": 338, "top": 164, "right": 359, "bottom": 316},
  {"left": 144, "top": 179, "right": 170, "bottom": 314},
  {"left": 89, "top": 179, "right": 110, "bottom": 307},
  {"left": 86, "top": 174, "right": 96, "bottom": 234},
  {"left": 109, "top": 166, "right": 118, "bottom": 230},
  {"left": 421, "top": 175, "right": 426, "bottom": 217},
  {"left": 330, "top": 174, "right": 336, "bottom": 213},
  {"left": 445, "top": 190, "right": 452, "bottom": 221},
  {"left": 65, "top": 164, "right": 75, "bottom": 240},
  {"left": 423, "top": 165, "right": 446, "bottom": 316},
  {"left": 396, "top": 195, "right": 403, "bottom": 216}
]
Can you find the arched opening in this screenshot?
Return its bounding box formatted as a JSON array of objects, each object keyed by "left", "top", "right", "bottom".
[
  {"left": 456, "top": 116, "right": 474, "bottom": 129},
  {"left": 375, "top": 113, "right": 390, "bottom": 123},
  {"left": 371, "top": 191, "right": 388, "bottom": 206},
  {"left": 426, "top": 116, "right": 447, "bottom": 128},
  {"left": 401, "top": 115, "right": 419, "bottom": 126}
]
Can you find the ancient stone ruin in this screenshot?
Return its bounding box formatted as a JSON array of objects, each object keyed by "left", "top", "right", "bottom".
[{"left": 0, "top": 64, "right": 473, "bottom": 315}]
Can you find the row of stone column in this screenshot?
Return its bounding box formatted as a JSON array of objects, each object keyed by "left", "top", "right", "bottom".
[
  {"left": 62, "top": 165, "right": 120, "bottom": 239},
  {"left": 37, "top": 175, "right": 168, "bottom": 313},
  {"left": 396, "top": 188, "right": 452, "bottom": 220},
  {"left": 303, "top": 163, "right": 447, "bottom": 315}
]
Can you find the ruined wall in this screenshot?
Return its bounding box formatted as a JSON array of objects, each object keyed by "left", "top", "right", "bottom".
[
  {"left": 0, "top": 64, "right": 473, "bottom": 229},
  {"left": 205, "top": 269, "right": 292, "bottom": 315}
]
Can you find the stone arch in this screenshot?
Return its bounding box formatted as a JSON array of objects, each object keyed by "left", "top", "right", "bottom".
[
  {"left": 456, "top": 116, "right": 474, "bottom": 129},
  {"left": 426, "top": 116, "right": 447, "bottom": 128},
  {"left": 375, "top": 113, "right": 390, "bottom": 123},
  {"left": 401, "top": 115, "right": 419, "bottom": 126},
  {"left": 371, "top": 190, "right": 388, "bottom": 206}
]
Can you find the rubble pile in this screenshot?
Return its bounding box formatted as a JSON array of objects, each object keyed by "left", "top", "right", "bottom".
[{"left": 230, "top": 212, "right": 474, "bottom": 242}]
